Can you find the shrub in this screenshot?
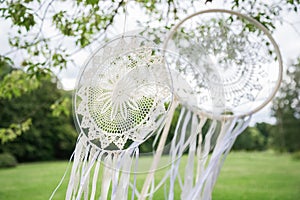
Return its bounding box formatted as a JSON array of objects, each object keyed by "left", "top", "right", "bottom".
[
  {"left": 233, "top": 127, "right": 267, "bottom": 151},
  {"left": 0, "top": 153, "right": 18, "bottom": 168},
  {"left": 292, "top": 151, "right": 300, "bottom": 160}
]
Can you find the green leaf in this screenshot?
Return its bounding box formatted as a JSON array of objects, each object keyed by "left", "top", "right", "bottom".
[
  {"left": 0, "top": 118, "right": 32, "bottom": 144},
  {"left": 86, "top": 0, "right": 98, "bottom": 5},
  {"left": 51, "top": 97, "right": 71, "bottom": 117},
  {"left": 0, "top": 70, "right": 40, "bottom": 100}
]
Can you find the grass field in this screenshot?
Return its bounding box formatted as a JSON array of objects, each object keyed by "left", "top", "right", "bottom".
[{"left": 0, "top": 151, "right": 299, "bottom": 200}]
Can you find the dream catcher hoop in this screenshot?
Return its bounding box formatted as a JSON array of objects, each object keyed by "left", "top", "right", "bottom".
[
  {"left": 140, "top": 9, "right": 283, "bottom": 200},
  {"left": 164, "top": 9, "right": 282, "bottom": 119},
  {"left": 66, "top": 34, "right": 173, "bottom": 200},
  {"left": 50, "top": 9, "right": 283, "bottom": 200}
]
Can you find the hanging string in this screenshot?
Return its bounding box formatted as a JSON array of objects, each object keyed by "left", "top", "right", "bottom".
[
  {"left": 131, "top": 147, "right": 139, "bottom": 200},
  {"left": 49, "top": 150, "right": 75, "bottom": 200},
  {"left": 49, "top": 132, "right": 85, "bottom": 200}
]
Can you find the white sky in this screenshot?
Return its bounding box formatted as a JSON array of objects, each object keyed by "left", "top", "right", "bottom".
[{"left": 0, "top": 1, "right": 299, "bottom": 125}]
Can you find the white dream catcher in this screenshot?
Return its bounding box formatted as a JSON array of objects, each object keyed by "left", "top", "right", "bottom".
[
  {"left": 50, "top": 9, "right": 283, "bottom": 200},
  {"left": 140, "top": 9, "right": 283, "bottom": 200},
  {"left": 64, "top": 34, "right": 173, "bottom": 200}
]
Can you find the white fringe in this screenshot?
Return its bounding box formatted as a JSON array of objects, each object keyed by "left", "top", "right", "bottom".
[
  {"left": 163, "top": 105, "right": 250, "bottom": 200},
  {"left": 65, "top": 134, "right": 139, "bottom": 200}
]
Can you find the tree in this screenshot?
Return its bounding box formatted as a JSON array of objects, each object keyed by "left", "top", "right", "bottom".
[
  {"left": 271, "top": 57, "right": 300, "bottom": 152},
  {"left": 0, "top": 68, "right": 77, "bottom": 161},
  {"left": 255, "top": 122, "right": 274, "bottom": 149},
  {"left": 0, "top": 0, "right": 299, "bottom": 141},
  {"left": 233, "top": 126, "right": 266, "bottom": 151},
  {"left": 0, "top": 61, "right": 39, "bottom": 143}
]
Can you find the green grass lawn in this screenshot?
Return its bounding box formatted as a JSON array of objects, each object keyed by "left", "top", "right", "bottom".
[{"left": 0, "top": 151, "right": 299, "bottom": 200}]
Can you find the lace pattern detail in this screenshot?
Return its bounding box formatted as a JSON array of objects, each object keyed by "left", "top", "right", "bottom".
[
  {"left": 75, "top": 37, "right": 171, "bottom": 150},
  {"left": 165, "top": 11, "right": 281, "bottom": 117}
]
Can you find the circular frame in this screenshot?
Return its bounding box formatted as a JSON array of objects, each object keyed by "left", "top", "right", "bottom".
[
  {"left": 73, "top": 33, "right": 173, "bottom": 152},
  {"left": 163, "top": 9, "right": 283, "bottom": 119}
]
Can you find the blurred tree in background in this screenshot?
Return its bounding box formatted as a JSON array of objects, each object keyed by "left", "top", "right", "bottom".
[
  {"left": 0, "top": 0, "right": 300, "bottom": 161},
  {"left": 272, "top": 57, "right": 300, "bottom": 152},
  {"left": 0, "top": 66, "right": 77, "bottom": 161},
  {"left": 233, "top": 127, "right": 265, "bottom": 151}
]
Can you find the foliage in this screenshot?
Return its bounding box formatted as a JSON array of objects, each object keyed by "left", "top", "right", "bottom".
[
  {"left": 0, "top": 73, "right": 77, "bottom": 161},
  {"left": 0, "top": 0, "right": 299, "bottom": 81},
  {"left": 0, "top": 118, "right": 32, "bottom": 144},
  {"left": 231, "top": 0, "right": 300, "bottom": 31},
  {"left": 0, "top": 60, "right": 38, "bottom": 143},
  {"left": 50, "top": 97, "right": 71, "bottom": 117},
  {"left": 233, "top": 126, "right": 266, "bottom": 151},
  {"left": 0, "top": 153, "right": 18, "bottom": 168},
  {"left": 0, "top": 70, "right": 40, "bottom": 99},
  {"left": 0, "top": 56, "right": 13, "bottom": 79},
  {"left": 272, "top": 57, "right": 300, "bottom": 152},
  {"left": 0, "top": 57, "right": 40, "bottom": 100},
  {"left": 255, "top": 122, "right": 274, "bottom": 149}
]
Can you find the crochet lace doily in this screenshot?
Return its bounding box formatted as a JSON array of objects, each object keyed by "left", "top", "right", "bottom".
[
  {"left": 164, "top": 10, "right": 282, "bottom": 118},
  {"left": 74, "top": 36, "right": 172, "bottom": 150}
]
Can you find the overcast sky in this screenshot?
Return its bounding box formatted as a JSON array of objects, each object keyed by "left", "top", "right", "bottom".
[{"left": 0, "top": 1, "right": 299, "bottom": 125}]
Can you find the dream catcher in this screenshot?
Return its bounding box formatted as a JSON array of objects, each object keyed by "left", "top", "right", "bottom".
[
  {"left": 140, "top": 9, "right": 282, "bottom": 200},
  {"left": 51, "top": 9, "right": 282, "bottom": 200},
  {"left": 65, "top": 34, "right": 172, "bottom": 200}
]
